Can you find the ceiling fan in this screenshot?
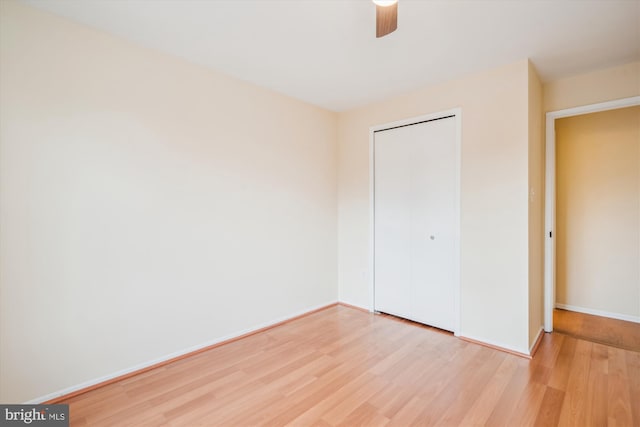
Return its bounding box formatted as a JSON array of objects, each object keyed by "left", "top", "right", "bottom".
[{"left": 373, "top": 0, "right": 398, "bottom": 38}]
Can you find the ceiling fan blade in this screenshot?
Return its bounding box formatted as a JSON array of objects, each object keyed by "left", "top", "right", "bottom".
[{"left": 376, "top": 3, "right": 398, "bottom": 38}]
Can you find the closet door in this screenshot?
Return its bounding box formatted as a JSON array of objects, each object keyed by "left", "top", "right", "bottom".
[{"left": 374, "top": 116, "right": 457, "bottom": 332}]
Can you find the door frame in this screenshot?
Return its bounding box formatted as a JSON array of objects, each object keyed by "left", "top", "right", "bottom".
[
  {"left": 543, "top": 96, "right": 640, "bottom": 332},
  {"left": 369, "top": 108, "right": 462, "bottom": 336}
]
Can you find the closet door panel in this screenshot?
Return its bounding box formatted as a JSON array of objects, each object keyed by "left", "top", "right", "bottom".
[
  {"left": 409, "top": 117, "right": 456, "bottom": 330},
  {"left": 374, "top": 127, "right": 414, "bottom": 318},
  {"left": 374, "top": 117, "right": 457, "bottom": 332}
]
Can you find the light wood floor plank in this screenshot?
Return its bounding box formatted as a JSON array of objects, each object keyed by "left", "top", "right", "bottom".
[
  {"left": 320, "top": 375, "right": 388, "bottom": 426},
  {"left": 61, "top": 305, "right": 639, "bottom": 426},
  {"left": 458, "top": 356, "right": 520, "bottom": 426},
  {"left": 584, "top": 342, "right": 609, "bottom": 426},
  {"left": 386, "top": 396, "right": 426, "bottom": 426},
  {"left": 533, "top": 386, "right": 565, "bottom": 427},
  {"left": 554, "top": 308, "right": 640, "bottom": 352},
  {"left": 608, "top": 346, "right": 634, "bottom": 426},
  {"left": 505, "top": 381, "right": 546, "bottom": 427},
  {"left": 282, "top": 372, "right": 379, "bottom": 426},
  {"left": 626, "top": 350, "right": 640, "bottom": 424},
  {"left": 547, "top": 334, "right": 577, "bottom": 391},
  {"left": 483, "top": 360, "right": 532, "bottom": 426},
  {"left": 369, "top": 382, "right": 424, "bottom": 422},
  {"left": 431, "top": 349, "right": 507, "bottom": 426},
  {"left": 557, "top": 338, "right": 593, "bottom": 425},
  {"left": 335, "top": 402, "right": 389, "bottom": 427}
]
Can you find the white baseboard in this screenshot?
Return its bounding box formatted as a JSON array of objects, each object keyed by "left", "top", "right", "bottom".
[
  {"left": 458, "top": 333, "right": 530, "bottom": 357},
  {"left": 529, "top": 327, "right": 544, "bottom": 354},
  {"left": 25, "top": 300, "right": 338, "bottom": 404},
  {"left": 337, "top": 300, "right": 371, "bottom": 312},
  {"left": 555, "top": 303, "right": 640, "bottom": 324}
]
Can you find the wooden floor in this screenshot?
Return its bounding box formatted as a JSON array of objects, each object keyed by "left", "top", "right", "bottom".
[
  {"left": 554, "top": 308, "right": 640, "bottom": 352},
  {"left": 65, "top": 305, "right": 639, "bottom": 426}
]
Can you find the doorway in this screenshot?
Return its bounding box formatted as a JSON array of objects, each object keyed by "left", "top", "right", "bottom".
[
  {"left": 544, "top": 96, "right": 640, "bottom": 334},
  {"left": 369, "top": 110, "right": 461, "bottom": 334}
]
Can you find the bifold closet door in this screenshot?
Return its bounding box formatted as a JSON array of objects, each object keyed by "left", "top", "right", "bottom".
[{"left": 374, "top": 116, "right": 457, "bottom": 332}]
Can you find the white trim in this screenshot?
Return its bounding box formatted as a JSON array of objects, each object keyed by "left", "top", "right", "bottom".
[
  {"left": 544, "top": 111, "right": 556, "bottom": 332},
  {"left": 547, "top": 97, "right": 640, "bottom": 120},
  {"left": 24, "top": 300, "right": 337, "bottom": 404},
  {"left": 544, "top": 96, "right": 640, "bottom": 332},
  {"left": 368, "top": 125, "right": 376, "bottom": 313},
  {"left": 368, "top": 123, "right": 377, "bottom": 314},
  {"left": 368, "top": 108, "right": 462, "bottom": 336},
  {"left": 460, "top": 333, "right": 529, "bottom": 356},
  {"left": 555, "top": 303, "right": 640, "bottom": 324},
  {"left": 337, "top": 300, "right": 370, "bottom": 312},
  {"left": 453, "top": 112, "right": 462, "bottom": 337},
  {"left": 529, "top": 327, "right": 544, "bottom": 354}
]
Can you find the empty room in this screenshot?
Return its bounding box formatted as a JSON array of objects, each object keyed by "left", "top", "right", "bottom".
[{"left": 0, "top": 0, "right": 639, "bottom": 426}]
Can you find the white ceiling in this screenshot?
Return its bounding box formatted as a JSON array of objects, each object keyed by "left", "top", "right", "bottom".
[{"left": 23, "top": 0, "right": 640, "bottom": 112}]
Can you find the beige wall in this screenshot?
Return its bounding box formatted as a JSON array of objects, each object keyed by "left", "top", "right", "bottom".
[
  {"left": 555, "top": 107, "right": 640, "bottom": 320},
  {"left": 528, "top": 63, "right": 544, "bottom": 348},
  {"left": 0, "top": 1, "right": 338, "bottom": 403},
  {"left": 338, "top": 60, "right": 533, "bottom": 353},
  {"left": 544, "top": 61, "right": 640, "bottom": 112}
]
